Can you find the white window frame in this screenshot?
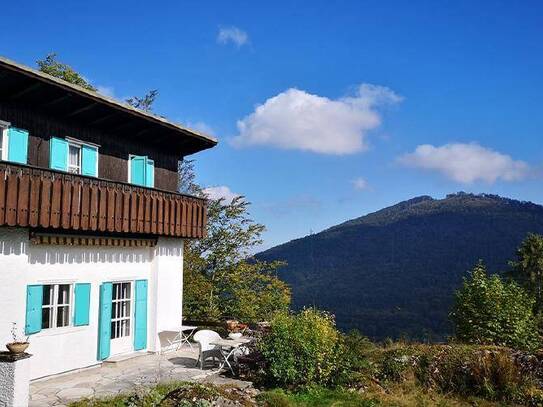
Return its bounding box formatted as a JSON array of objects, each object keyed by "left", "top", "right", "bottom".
[
  {"left": 0, "top": 120, "right": 10, "bottom": 161},
  {"left": 65, "top": 137, "right": 99, "bottom": 176},
  {"left": 68, "top": 143, "right": 82, "bottom": 174},
  {"left": 111, "top": 281, "right": 133, "bottom": 340},
  {"left": 41, "top": 283, "right": 74, "bottom": 331}
]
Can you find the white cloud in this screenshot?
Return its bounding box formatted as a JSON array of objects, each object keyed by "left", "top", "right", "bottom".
[
  {"left": 203, "top": 185, "right": 240, "bottom": 204},
  {"left": 398, "top": 143, "right": 529, "bottom": 184},
  {"left": 351, "top": 177, "right": 369, "bottom": 191},
  {"left": 217, "top": 26, "right": 249, "bottom": 47},
  {"left": 96, "top": 85, "right": 115, "bottom": 98},
  {"left": 186, "top": 121, "right": 215, "bottom": 137},
  {"left": 231, "top": 84, "right": 402, "bottom": 155}
]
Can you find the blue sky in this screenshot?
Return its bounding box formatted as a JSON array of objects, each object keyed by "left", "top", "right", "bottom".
[{"left": 2, "top": 1, "right": 542, "bottom": 250}]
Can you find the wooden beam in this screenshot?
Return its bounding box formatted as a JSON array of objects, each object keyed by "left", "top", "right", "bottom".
[
  {"left": 65, "top": 102, "right": 98, "bottom": 118},
  {"left": 40, "top": 94, "right": 72, "bottom": 108},
  {"left": 10, "top": 82, "right": 42, "bottom": 99},
  {"left": 86, "top": 111, "right": 120, "bottom": 126}
]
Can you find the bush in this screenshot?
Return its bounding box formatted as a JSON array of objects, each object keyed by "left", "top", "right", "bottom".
[
  {"left": 415, "top": 345, "right": 540, "bottom": 402},
  {"left": 450, "top": 261, "right": 540, "bottom": 350},
  {"left": 371, "top": 343, "right": 542, "bottom": 403},
  {"left": 258, "top": 309, "right": 345, "bottom": 388}
]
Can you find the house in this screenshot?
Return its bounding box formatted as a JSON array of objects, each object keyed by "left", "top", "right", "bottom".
[{"left": 0, "top": 56, "right": 217, "bottom": 380}]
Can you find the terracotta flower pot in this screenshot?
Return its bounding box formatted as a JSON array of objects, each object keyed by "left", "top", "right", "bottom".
[{"left": 6, "top": 342, "right": 29, "bottom": 354}]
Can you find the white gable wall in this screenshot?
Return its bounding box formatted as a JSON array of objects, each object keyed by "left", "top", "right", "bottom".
[{"left": 0, "top": 228, "right": 184, "bottom": 380}]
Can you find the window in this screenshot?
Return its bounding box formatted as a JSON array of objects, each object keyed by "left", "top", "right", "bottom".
[
  {"left": 0, "top": 127, "right": 6, "bottom": 161},
  {"left": 129, "top": 155, "right": 154, "bottom": 188},
  {"left": 50, "top": 137, "right": 98, "bottom": 176},
  {"left": 0, "top": 121, "right": 29, "bottom": 164},
  {"left": 111, "top": 282, "right": 131, "bottom": 339},
  {"left": 68, "top": 143, "right": 81, "bottom": 174},
  {"left": 41, "top": 284, "right": 72, "bottom": 330}
]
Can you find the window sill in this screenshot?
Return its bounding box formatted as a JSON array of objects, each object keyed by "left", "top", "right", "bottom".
[{"left": 33, "top": 325, "right": 88, "bottom": 338}]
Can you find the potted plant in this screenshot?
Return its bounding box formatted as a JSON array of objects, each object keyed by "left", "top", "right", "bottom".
[{"left": 6, "top": 322, "right": 29, "bottom": 354}]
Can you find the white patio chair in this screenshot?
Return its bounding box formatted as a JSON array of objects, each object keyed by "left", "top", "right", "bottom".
[{"left": 193, "top": 329, "right": 223, "bottom": 369}]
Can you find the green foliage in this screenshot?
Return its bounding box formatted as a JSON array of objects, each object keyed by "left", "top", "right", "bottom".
[
  {"left": 359, "top": 343, "right": 543, "bottom": 404},
  {"left": 183, "top": 196, "right": 290, "bottom": 323},
  {"left": 258, "top": 309, "right": 345, "bottom": 388},
  {"left": 450, "top": 261, "right": 540, "bottom": 350},
  {"left": 510, "top": 233, "right": 543, "bottom": 311},
  {"left": 126, "top": 90, "right": 159, "bottom": 112},
  {"left": 256, "top": 193, "right": 543, "bottom": 341},
  {"left": 258, "top": 387, "right": 379, "bottom": 407},
  {"left": 37, "top": 53, "right": 97, "bottom": 91}
]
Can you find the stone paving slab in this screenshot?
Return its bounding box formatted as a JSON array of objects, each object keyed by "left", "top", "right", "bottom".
[{"left": 29, "top": 347, "right": 237, "bottom": 406}]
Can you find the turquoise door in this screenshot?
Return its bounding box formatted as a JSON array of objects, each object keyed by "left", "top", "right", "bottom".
[
  {"left": 97, "top": 282, "right": 113, "bottom": 360},
  {"left": 134, "top": 280, "right": 148, "bottom": 351}
]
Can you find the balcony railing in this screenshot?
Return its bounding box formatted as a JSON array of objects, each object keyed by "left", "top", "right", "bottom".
[{"left": 0, "top": 162, "right": 206, "bottom": 238}]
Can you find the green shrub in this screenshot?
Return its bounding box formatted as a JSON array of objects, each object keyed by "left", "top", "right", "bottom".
[
  {"left": 450, "top": 261, "right": 540, "bottom": 350},
  {"left": 413, "top": 345, "right": 539, "bottom": 403},
  {"left": 377, "top": 348, "right": 416, "bottom": 383},
  {"left": 258, "top": 308, "right": 345, "bottom": 388}
]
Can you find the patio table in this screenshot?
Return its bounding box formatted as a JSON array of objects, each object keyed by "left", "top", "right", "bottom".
[
  {"left": 163, "top": 325, "right": 198, "bottom": 352},
  {"left": 210, "top": 337, "right": 252, "bottom": 374}
]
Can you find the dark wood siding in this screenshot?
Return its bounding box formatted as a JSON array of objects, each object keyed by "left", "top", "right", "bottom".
[{"left": 0, "top": 101, "right": 180, "bottom": 191}]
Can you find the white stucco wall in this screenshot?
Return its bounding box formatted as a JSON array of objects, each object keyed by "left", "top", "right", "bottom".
[{"left": 0, "top": 228, "right": 184, "bottom": 380}]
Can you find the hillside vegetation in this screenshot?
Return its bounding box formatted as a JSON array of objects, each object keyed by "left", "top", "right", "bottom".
[{"left": 257, "top": 193, "right": 543, "bottom": 340}]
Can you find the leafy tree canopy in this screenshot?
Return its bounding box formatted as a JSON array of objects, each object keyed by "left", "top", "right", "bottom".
[
  {"left": 450, "top": 261, "right": 539, "bottom": 350},
  {"left": 37, "top": 53, "right": 97, "bottom": 91},
  {"left": 510, "top": 233, "right": 543, "bottom": 312},
  {"left": 183, "top": 193, "right": 291, "bottom": 323},
  {"left": 125, "top": 90, "right": 159, "bottom": 112}
]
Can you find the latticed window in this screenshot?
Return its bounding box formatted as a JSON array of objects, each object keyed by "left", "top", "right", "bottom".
[
  {"left": 42, "top": 284, "right": 72, "bottom": 329},
  {"left": 68, "top": 143, "right": 81, "bottom": 174}
]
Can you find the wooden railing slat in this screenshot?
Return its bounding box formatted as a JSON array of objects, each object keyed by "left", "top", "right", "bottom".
[
  {"left": 0, "top": 169, "right": 6, "bottom": 225},
  {"left": 0, "top": 163, "right": 207, "bottom": 238}
]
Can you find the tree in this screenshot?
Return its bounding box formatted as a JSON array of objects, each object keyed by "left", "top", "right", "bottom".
[
  {"left": 37, "top": 53, "right": 97, "bottom": 91},
  {"left": 510, "top": 233, "right": 543, "bottom": 312},
  {"left": 125, "top": 90, "right": 159, "bottom": 112},
  {"left": 183, "top": 195, "right": 291, "bottom": 323},
  {"left": 178, "top": 159, "right": 201, "bottom": 196},
  {"left": 450, "top": 261, "right": 539, "bottom": 350}
]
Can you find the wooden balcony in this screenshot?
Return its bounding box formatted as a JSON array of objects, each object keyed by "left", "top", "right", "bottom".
[{"left": 0, "top": 162, "right": 207, "bottom": 238}]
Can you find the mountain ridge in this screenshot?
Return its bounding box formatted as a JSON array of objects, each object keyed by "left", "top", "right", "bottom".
[{"left": 256, "top": 193, "right": 543, "bottom": 340}]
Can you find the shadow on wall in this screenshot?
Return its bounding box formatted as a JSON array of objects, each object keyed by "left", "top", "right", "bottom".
[{"left": 0, "top": 229, "right": 180, "bottom": 265}]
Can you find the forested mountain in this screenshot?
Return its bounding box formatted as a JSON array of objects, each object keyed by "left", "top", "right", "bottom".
[{"left": 256, "top": 193, "right": 543, "bottom": 340}]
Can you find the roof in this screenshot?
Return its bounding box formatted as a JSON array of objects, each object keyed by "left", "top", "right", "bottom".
[{"left": 0, "top": 56, "right": 218, "bottom": 155}]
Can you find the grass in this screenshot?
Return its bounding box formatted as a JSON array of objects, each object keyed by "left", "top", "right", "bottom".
[
  {"left": 257, "top": 385, "right": 513, "bottom": 407},
  {"left": 258, "top": 387, "right": 378, "bottom": 406},
  {"left": 68, "top": 381, "right": 519, "bottom": 407}
]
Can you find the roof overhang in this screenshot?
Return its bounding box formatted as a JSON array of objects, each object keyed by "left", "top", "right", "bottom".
[{"left": 0, "top": 56, "right": 217, "bottom": 156}]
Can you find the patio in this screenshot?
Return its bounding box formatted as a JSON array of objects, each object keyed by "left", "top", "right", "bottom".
[{"left": 28, "top": 346, "right": 251, "bottom": 407}]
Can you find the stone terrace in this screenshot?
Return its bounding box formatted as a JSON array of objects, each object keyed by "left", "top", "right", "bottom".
[{"left": 29, "top": 347, "right": 250, "bottom": 406}]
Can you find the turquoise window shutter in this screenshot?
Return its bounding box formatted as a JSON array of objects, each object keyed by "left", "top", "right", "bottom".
[
  {"left": 50, "top": 137, "right": 68, "bottom": 171},
  {"left": 134, "top": 279, "right": 148, "bottom": 351},
  {"left": 74, "top": 283, "right": 91, "bottom": 326},
  {"left": 97, "top": 282, "right": 113, "bottom": 360},
  {"left": 130, "top": 156, "right": 146, "bottom": 186},
  {"left": 81, "top": 145, "right": 98, "bottom": 177},
  {"left": 25, "top": 285, "right": 43, "bottom": 335},
  {"left": 145, "top": 159, "right": 154, "bottom": 188},
  {"left": 7, "top": 128, "right": 29, "bottom": 164}
]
